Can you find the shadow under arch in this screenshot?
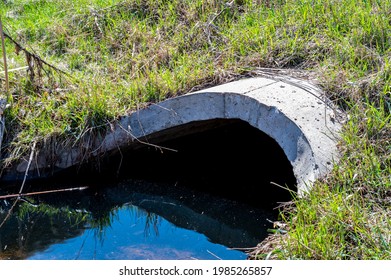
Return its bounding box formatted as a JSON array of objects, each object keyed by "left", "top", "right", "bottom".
[
  {"left": 103, "top": 117, "right": 298, "bottom": 207},
  {"left": 73, "top": 75, "right": 342, "bottom": 205}
]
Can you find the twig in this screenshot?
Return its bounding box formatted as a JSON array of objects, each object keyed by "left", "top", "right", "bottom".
[
  {"left": 118, "top": 122, "right": 178, "bottom": 152},
  {"left": 0, "top": 199, "right": 18, "bottom": 229},
  {"left": 19, "top": 141, "right": 36, "bottom": 194},
  {"left": 0, "top": 186, "right": 88, "bottom": 199},
  {"left": 0, "top": 17, "right": 9, "bottom": 95},
  {"left": 2, "top": 30, "right": 70, "bottom": 77},
  {"left": 0, "top": 142, "right": 36, "bottom": 229},
  {"left": 0, "top": 66, "right": 29, "bottom": 74},
  {"left": 207, "top": 250, "right": 222, "bottom": 260}
]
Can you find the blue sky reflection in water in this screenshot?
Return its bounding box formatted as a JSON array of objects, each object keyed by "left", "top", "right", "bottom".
[
  {"left": 28, "top": 205, "right": 247, "bottom": 260},
  {"left": 1, "top": 179, "right": 276, "bottom": 260}
]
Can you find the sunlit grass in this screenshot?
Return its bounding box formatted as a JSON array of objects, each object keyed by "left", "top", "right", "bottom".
[{"left": 1, "top": 0, "right": 390, "bottom": 259}]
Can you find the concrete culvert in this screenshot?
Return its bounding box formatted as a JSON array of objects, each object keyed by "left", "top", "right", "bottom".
[
  {"left": 8, "top": 76, "right": 344, "bottom": 202},
  {"left": 95, "top": 76, "right": 344, "bottom": 196}
]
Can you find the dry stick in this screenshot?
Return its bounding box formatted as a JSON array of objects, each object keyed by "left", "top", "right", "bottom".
[
  {"left": 18, "top": 141, "right": 36, "bottom": 194},
  {"left": 2, "top": 30, "right": 70, "bottom": 77},
  {"left": 0, "top": 186, "right": 88, "bottom": 200},
  {"left": 118, "top": 122, "right": 178, "bottom": 152},
  {"left": 0, "top": 18, "right": 8, "bottom": 172},
  {"left": 0, "top": 198, "right": 18, "bottom": 229},
  {"left": 0, "top": 142, "right": 36, "bottom": 229},
  {"left": 0, "top": 66, "right": 28, "bottom": 74},
  {"left": 0, "top": 17, "right": 9, "bottom": 95},
  {"left": 206, "top": 249, "right": 222, "bottom": 260}
]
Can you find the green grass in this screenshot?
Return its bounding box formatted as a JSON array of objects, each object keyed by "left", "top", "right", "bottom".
[{"left": 1, "top": 0, "right": 390, "bottom": 259}]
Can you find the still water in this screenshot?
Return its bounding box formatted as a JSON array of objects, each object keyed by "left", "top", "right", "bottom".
[{"left": 0, "top": 179, "right": 277, "bottom": 260}]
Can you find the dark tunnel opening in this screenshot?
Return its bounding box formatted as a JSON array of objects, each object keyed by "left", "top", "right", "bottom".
[{"left": 75, "top": 118, "right": 298, "bottom": 208}]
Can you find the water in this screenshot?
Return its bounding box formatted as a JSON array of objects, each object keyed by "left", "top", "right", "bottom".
[
  {"left": 27, "top": 206, "right": 246, "bottom": 260},
  {"left": 0, "top": 179, "right": 277, "bottom": 260}
]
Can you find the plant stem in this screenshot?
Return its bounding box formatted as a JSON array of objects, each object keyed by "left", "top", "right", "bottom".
[{"left": 0, "top": 17, "right": 9, "bottom": 98}]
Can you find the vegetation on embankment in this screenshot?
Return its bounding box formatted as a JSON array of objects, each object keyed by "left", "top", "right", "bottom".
[{"left": 0, "top": 0, "right": 390, "bottom": 259}]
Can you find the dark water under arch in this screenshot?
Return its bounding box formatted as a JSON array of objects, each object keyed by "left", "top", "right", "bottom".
[{"left": 0, "top": 119, "right": 296, "bottom": 260}]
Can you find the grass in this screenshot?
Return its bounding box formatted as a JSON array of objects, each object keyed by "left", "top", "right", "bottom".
[{"left": 0, "top": 0, "right": 390, "bottom": 259}]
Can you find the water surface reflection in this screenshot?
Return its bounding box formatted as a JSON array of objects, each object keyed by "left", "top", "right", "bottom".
[{"left": 0, "top": 179, "right": 276, "bottom": 260}]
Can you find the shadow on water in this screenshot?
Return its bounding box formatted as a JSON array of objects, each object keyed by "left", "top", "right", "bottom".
[
  {"left": 0, "top": 179, "right": 278, "bottom": 260},
  {"left": 0, "top": 119, "right": 297, "bottom": 259},
  {"left": 77, "top": 118, "right": 297, "bottom": 208}
]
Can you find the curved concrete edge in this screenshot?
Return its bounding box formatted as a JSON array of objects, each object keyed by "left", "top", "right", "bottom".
[
  {"left": 98, "top": 76, "right": 344, "bottom": 194},
  {"left": 12, "top": 76, "right": 345, "bottom": 195}
]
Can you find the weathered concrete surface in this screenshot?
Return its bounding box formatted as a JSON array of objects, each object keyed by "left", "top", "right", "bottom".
[{"left": 8, "top": 76, "right": 345, "bottom": 194}]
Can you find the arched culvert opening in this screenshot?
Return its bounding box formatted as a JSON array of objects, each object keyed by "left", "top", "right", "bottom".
[
  {"left": 6, "top": 77, "right": 342, "bottom": 206},
  {"left": 93, "top": 118, "right": 297, "bottom": 208}
]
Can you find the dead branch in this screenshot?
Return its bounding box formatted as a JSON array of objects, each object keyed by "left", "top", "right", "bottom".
[
  {"left": 0, "top": 186, "right": 88, "bottom": 199},
  {"left": 0, "top": 18, "right": 9, "bottom": 94},
  {"left": 0, "top": 141, "right": 35, "bottom": 229},
  {"left": 1, "top": 30, "right": 70, "bottom": 77}
]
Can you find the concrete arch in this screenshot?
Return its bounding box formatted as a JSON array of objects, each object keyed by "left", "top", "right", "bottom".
[
  {"left": 99, "top": 76, "right": 344, "bottom": 194},
  {"left": 12, "top": 76, "right": 344, "bottom": 195}
]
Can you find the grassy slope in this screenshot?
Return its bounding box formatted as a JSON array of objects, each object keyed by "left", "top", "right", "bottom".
[{"left": 0, "top": 0, "right": 390, "bottom": 259}]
